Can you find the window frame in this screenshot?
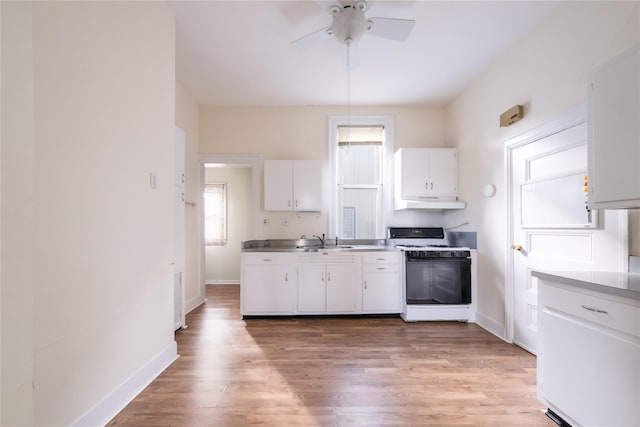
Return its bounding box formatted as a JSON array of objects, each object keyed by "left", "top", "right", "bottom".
[
  {"left": 204, "top": 182, "right": 227, "bottom": 246},
  {"left": 327, "top": 115, "right": 395, "bottom": 239}
]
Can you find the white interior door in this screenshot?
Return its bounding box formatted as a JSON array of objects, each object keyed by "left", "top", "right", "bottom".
[{"left": 509, "top": 118, "right": 627, "bottom": 354}]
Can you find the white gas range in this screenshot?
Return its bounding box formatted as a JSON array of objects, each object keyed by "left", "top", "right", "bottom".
[{"left": 388, "top": 227, "right": 477, "bottom": 322}]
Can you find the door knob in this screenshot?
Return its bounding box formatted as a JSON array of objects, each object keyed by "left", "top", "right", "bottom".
[{"left": 511, "top": 244, "right": 523, "bottom": 251}]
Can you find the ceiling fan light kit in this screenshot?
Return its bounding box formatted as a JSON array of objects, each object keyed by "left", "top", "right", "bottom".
[{"left": 291, "top": 0, "right": 415, "bottom": 49}]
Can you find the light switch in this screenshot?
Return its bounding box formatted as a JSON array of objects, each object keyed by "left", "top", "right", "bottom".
[{"left": 150, "top": 172, "right": 158, "bottom": 189}]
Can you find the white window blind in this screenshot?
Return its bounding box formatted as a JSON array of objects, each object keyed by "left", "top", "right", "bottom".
[{"left": 204, "top": 183, "right": 227, "bottom": 246}]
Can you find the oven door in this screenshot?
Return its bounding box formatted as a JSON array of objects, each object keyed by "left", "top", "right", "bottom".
[{"left": 406, "top": 257, "right": 471, "bottom": 304}]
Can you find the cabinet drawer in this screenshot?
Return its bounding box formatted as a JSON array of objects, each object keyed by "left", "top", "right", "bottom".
[
  {"left": 363, "top": 264, "right": 400, "bottom": 274},
  {"left": 362, "top": 252, "right": 401, "bottom": 265},
  {"left": 542, "top": 284, "right": 640, "bottom": 337},
  {"left": 242, "top": 253, "right": 293, "bottom": 265}
]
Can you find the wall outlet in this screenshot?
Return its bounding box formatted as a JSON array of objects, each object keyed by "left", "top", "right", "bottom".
[{"left": 149, "top": 172, "right": 158, "bottom": 189}]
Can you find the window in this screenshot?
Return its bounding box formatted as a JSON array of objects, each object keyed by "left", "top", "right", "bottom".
[
  {"left": 204, "top": 183, "right": 227, "bottom": 246},
  {"left": 329, "top": 116, "right": 394, "bottom": 239}
]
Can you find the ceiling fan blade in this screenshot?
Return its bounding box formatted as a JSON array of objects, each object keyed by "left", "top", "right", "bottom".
[
  {"left": 368, "top": 17, "right": 415, "bottom": 41},
  {"left": 291, "top": 26, "right": 331, "bottom": 50}
]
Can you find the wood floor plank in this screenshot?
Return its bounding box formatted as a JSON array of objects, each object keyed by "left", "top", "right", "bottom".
[{"left": 108, "top": 285, "right": 554, "bottom": 426}]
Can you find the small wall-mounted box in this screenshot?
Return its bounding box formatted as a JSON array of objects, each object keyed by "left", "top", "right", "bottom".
[{"left": 500, "top": 105, "right": 524, "bottom": 127}]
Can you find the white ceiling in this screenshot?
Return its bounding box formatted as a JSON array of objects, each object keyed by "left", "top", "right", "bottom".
[{"left": 170, "top": 1, "right": 557, "bottom": 106}]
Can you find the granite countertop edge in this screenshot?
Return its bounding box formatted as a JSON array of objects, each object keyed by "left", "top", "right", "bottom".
[
  {"left": 242, "top": 245, "right": 400, "bottom": 253},
  {"left": 532, "top": 270, "right": 640, "bottom": 301}
]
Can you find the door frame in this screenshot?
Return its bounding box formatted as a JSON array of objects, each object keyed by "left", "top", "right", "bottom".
[
  {"left": 504, "top": 104, "right": 588, "bottom": 344},
  {"left": 197, "top": 153, "right": 262, "bottom": 296}
]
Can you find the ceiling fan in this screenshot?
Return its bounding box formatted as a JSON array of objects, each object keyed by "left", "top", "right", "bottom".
[{"left": 291, "top": 0, "right": 416, "bottom": 50}]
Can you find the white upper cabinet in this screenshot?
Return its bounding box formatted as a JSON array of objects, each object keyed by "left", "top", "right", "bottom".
[
  {"left": 264, "top": 160, "right": 322, "bottom": 211},
  {"left": 588, "top": 45, "right": 640, "bottom": 209},
  {"left": 292, "top": 160, "right": 322, "bottom": 211},
  {"left": 394, "top": 148, "right": 460, "bottom": 209}
]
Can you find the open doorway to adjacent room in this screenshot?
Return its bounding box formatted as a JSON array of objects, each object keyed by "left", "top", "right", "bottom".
[{"left": 198, "top": 154, "right": 262, "bottom": 291}]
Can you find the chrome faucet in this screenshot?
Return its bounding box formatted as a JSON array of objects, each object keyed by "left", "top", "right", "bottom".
[{"left": 313, "top": 233, "right": 325, "bottom": 247}]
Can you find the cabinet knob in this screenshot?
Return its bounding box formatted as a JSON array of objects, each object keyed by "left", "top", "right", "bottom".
[{"left": 511, "top": 244, "right": 523, "bottom": 251}]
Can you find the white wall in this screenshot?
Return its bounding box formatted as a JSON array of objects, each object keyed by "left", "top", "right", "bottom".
[
  {"left": 445, "top": 1, "right": 639, "bottom": 333},
  {"left": 198, "top": 105, "right": 448, "bottom": 239},
  {"left": 2, "top": 2, "right": 177, "bottom": 425},
  {"left": 175, "top": 82, "right": 204, "bottom": 311},
  {"left": 205, "top": 167, "right": 252, "bottom": 283}
]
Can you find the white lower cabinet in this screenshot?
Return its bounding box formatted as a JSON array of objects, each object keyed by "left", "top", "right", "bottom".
[
  {"left": 241, "top": 253, "right": 295, "bottom": 315},
  {"left": 297, "top": 254, "right": 358, "bottom": 314},
  {"left": 241, "top": 250, "right": 402, "bottom": 316},
  {"left": 538, "top": 280, "right": 640, "bottom": 426},
  {"left": 362, "top": 252, "right": 402, "bottom": 313}
]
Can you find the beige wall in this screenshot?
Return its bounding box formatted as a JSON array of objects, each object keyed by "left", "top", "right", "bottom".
[
  {"left": 2, "top": 2, "right": 176, "bottom": 425},
  {"left": 1, "top": 2, "right": 36, "bottom": 424},
  {"left": 175, "top": 81, "right": 204, "bottom": 310},
  {"left": 205, "top": 167, "right": 252, "bottom": 282},
  {"left": 445, "top": 1, "right": 639, "bottom": 332},
  {"left": 199, "top": 105, "right": 448, "bottom": 239}
]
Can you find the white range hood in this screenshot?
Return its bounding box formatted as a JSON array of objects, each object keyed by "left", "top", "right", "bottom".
[{"left": 394, "top": 198, "right": 466, "bottom": 210}]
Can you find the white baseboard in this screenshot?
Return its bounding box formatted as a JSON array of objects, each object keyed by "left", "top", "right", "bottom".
[
  {"left": 72, "top": 341, "right": 178, "bottom": 427},
  {"left": 185, "top": 294, "right": 206, "bottom": 314},
  {"left": 205, "top": 280, "right": 239, "bottom": 285},
  {"left": 475, "top": 312, "right": 507, "bottom": 342}
]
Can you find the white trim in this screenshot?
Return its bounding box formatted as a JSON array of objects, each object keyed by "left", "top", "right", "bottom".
[
  {"left": 205, "top": 280, "right": 240, "bottom": 285},
  {"left": 474, "top": 312, "right": 507, "bottom": 342},
  {"left": 72, "top": 342, "right": 178, "bottom": 427},
  {"left": 327, "top": 115, "right": 395, "bottom": 238},
  {"left": 504, "top": 104, "right": 587, "bottom": 148}
]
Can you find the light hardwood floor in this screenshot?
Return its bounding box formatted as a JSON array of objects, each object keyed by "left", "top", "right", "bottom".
[{"left": 108, "top": 285, "right": 554, "bottom": 426}]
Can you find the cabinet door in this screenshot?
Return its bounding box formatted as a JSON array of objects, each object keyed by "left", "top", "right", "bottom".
[
  {"left": 264, "top": 160, "right": 293, "bottom": 211},
  {"left": 399, "top": 149, "right": 430, "bottom": 198},
  {"left": 588, "top": 46, "right": 640, "bottom": 208},
  {"left": 297, "top": 264, "right": 326, "bottom": 313},
  {"left": 326, "top": 264, "right": 357, "bottom": 312},
  {"left": 428, "top": 149, "right": 457, "bottom": 196},
  {"left": 542, "top": 310, "right": 640, "bottom": 426},
  {"left": 293, "top": 160, "right": 322, "bottom": 211},
  {"left": 363, "top": 268, "right": 402, "bottom": 313},
  {"left": 243, "top": 264, "right": 293, "bottom": 314}
]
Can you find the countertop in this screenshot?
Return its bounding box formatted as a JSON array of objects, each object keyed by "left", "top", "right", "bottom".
[
  {"left": 242, "top": 245, "right": 399, "bottom": 253},
  {"left": 532, "top": 270, "right": 640, "bottom": 301}
]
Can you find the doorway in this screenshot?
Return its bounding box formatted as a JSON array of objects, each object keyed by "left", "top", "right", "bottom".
[
  {"left": 505, "top": 105, "right": 628, "bottom": 354},
  {"left": 197, "top": 154, "right": 262, "bottom": 292}
]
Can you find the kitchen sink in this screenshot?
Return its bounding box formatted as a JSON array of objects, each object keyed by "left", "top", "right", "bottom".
[{"left": 295, "top": 245, "right": 354, "bottom": 251}]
